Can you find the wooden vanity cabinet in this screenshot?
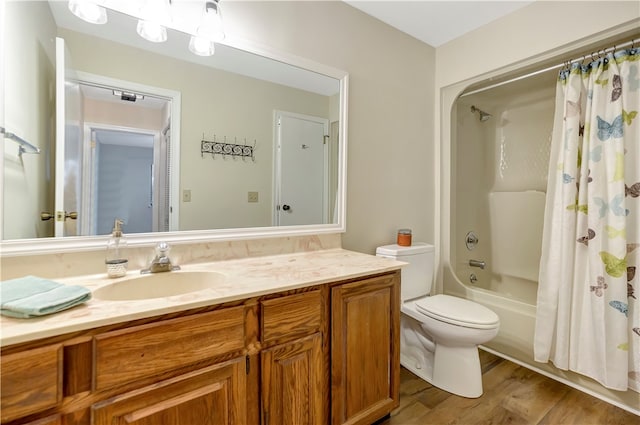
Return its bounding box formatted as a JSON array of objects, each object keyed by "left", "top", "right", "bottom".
[
  {"left": 0, "top": 270, "right": 401, "bottom": 425},
  {"left": 260, "top": 289, "right": 327, "bottom": 425},
  {"left": 331, "top": 272, "right": 401, "bottom": 425}
]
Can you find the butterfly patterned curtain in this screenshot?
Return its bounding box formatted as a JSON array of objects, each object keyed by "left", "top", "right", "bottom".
[{"left": 534, "top": 46, "right": 639, "bottom": 392}]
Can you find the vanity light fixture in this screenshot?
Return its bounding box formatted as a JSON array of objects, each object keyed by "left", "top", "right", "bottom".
[
  {"left": 68, "top": 0, "right": 226, "bottom": 56},
  {"left": 136, "top": 0, "right": 172, "bottom": 43},
  {"left": 188, "top": 0, "right": 225, "bottom": 56},
  {"left": 68, "top": 0, "right": 107, "bottom": 25}
]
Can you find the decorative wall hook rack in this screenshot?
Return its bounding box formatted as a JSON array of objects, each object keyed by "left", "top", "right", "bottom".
[
  {"left": 0, "top": 126, "right": 41, "bottom": 155},
  {"left": 201, "top": 135, "right": 256, "bottom": 161}
]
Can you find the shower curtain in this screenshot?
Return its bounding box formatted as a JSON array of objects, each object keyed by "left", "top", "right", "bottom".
[{"left": 535, "top": 46, "right": 639, "bottom": 391}]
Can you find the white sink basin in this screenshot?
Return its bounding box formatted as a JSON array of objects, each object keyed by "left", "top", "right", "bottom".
[{"left": 93, "top": 271, "right": 226, "bottom": 301}]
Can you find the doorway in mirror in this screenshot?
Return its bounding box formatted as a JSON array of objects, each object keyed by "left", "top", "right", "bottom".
[
  {"left": 90, "top": 127, "right": 168, "bottom": 236},
  {"left": 56, "top": 66, "right": 179, "bottom": 237},
  {"left": 274, "top": 111, "right": 329, "bottom": 226},
  {"left": 75, "top": 82, "right": 173, "bottom": 237}
]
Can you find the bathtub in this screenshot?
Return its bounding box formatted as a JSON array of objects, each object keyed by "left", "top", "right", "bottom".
[{"left": 439, "top": 62, "right": 640, "bottom": 414}]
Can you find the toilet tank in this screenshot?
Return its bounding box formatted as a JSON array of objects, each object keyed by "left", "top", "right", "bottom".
[{"left": 376, "top": 243, "right": 435, "bottom": 301}]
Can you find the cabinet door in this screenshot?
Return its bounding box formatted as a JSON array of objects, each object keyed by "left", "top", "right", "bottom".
[
  {"left": 0, "top": 344, "right": 62, "bottom": 423},
  {"left": 331, "top": 273, "right": 400, "bottom": 425},
  {"left": 262, "top": 332, "right": 324, "bottom": 425},
  {"left": 92, "top": 357, "right": 246, "bottom": 425}
]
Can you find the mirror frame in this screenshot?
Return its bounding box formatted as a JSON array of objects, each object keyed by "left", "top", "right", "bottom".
[{"left": 0, "top": 29, "right": 349, "bottom": 256}]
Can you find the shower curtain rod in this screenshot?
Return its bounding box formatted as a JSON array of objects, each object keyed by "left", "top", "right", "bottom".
[{"left": 460, "top": 38, "right": 637, "bottom": 98}]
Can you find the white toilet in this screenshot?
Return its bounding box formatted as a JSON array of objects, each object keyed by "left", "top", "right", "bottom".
[{"left": 376, "top": 242, "right": 500, "bottom": 398}]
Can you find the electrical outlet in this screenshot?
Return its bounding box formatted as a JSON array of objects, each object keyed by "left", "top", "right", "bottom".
[
  {"left": 248, "top": 191, "right": 259, "bottom": 203},
  {"left": 183, "top": 189, "right": 191, "bottom": 202}
]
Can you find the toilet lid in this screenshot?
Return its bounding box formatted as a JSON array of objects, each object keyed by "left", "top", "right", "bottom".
[{"left": 415, "top": 295, "right": 499, "bottom": 329}]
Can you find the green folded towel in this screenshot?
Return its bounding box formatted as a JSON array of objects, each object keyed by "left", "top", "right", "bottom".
[{"left": 1, "top": 275, "right": 91, "bottom": 318}]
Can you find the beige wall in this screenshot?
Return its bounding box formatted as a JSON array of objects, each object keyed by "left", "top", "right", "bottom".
[
  {"left": 83, "top": 98, "right": 165, "bottom": 131},
  {"left": 3, "top": 1, "right": 56, "bottom": 240}
]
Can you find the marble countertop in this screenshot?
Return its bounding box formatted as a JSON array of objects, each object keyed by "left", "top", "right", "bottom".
[{"left": 1, "top": 248, "right": 404, "bottom": 347}]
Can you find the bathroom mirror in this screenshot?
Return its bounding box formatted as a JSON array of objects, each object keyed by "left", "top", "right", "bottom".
[{"left": 1, "top": 1, "right": 348, "bottom": 255}]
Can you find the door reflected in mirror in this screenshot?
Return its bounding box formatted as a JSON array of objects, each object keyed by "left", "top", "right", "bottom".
[
  {"left": 2, "top": 0, "right": 346, "bottom": 243},
  {"left": 55, "top": 60, "right": 179, "bottom": 239}
]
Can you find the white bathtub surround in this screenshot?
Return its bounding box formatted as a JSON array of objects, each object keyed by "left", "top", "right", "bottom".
[
  {"left": 488, "top": 191, "right": 545, "bottom": 281},
  {"left": 535, "top": 46, "right": 639, "bottom": 392}
]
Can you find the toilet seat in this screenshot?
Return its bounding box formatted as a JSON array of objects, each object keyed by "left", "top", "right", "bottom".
[{"left": 415, "top": 295, "right": 499, "bottom": 329}]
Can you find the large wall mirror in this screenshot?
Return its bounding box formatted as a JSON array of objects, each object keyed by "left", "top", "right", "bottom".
[{"left": 1, "top": 1, "right": 348, "bottom": 255}]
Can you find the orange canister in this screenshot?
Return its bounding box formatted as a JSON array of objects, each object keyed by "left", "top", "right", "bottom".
[{"left": 397, "top": 229, "right": 412, "bottom": 246}]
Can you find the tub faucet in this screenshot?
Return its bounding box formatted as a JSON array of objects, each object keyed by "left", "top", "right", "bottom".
[
  {"left": 141, "top": 242, "right": 181, "bottom": 274},
  {"left": 469, "top": 259, "right": 486, "bottom": 270}
]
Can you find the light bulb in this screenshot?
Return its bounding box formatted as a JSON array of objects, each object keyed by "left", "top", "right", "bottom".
[
  {"left": 189, "top": 36, "right": 215, "bottom": 56},
  {"left": 137, "top": 20, "right": 168, "bottom": 43},
  {"left": 136, "top": 0, "right": 171, "bottom": 43},
  {"left": 196, "top": 1, "right": 225, "bottom": 42},
  {"left": 68, "top": 0, "right": 107, "bottom": 24}
]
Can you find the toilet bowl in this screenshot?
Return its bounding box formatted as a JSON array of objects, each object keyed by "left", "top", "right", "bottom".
[
  {"left": 376, "top": 243, "right": 500, "bottom": 398},
  {"left": 403, "top": 295, "right": 499, "bottom": 397}
]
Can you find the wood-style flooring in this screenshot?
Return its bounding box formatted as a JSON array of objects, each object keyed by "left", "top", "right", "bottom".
[{"left": 380, "top": 350, "right": 638, "bottom": 425}]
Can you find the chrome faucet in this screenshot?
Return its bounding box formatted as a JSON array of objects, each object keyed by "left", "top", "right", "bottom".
[
  {"left": 469, "top": 259, "right": 486, "bottom": 270},
  {"left": 141, "top": 242, "right": 181, "bottom": 274}
]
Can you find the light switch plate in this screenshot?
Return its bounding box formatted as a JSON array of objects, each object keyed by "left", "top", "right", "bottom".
[
  {"left": 248, "top": 191, "right": 259, "bottom": 203},
  {"left": 183, "top": 189, "right": 191, "bottom": 202}
]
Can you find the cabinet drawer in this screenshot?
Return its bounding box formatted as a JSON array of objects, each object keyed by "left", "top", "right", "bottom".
[
  {"left": 261, "top": 290, "right": 322, "bottom": 344},
  {"left": 94, "top": 306, "right": 245, "bottom": 390},
  {"left": 92, "top": 358, "right": 246, "bottom": 425},
  {"left": 1, "top": 344, "right": 62, "bottom": 423}
]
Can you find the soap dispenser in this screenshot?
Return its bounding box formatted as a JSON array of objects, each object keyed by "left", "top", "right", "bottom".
[{"left": 106, "top": 219, "right": 128, "bottom": 278}]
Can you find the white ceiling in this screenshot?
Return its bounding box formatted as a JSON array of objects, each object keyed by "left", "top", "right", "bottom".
[{"left": 345, "top": 1, "right": 535, "bottom": 47}]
